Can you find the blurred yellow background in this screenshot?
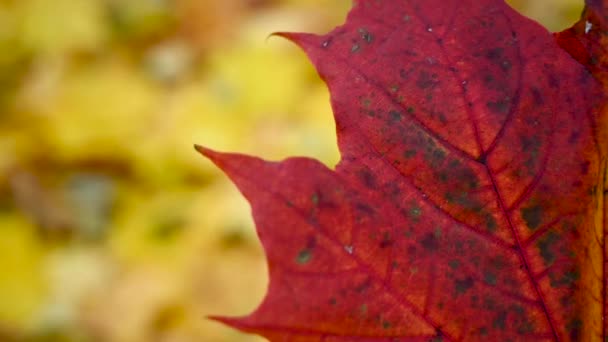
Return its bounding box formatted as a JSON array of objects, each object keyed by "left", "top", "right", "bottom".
[{"left": 0, "top": 1, "right": 583, "bottom": 341}]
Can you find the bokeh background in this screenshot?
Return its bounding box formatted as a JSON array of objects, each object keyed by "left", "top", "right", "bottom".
[{"left": 0, "top": 0, "right": 584, "bottom": 341}]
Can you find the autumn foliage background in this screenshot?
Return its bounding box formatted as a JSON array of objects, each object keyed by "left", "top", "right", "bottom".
[{"left": 0, "top": 0, "right": 586, "bottom": 341}]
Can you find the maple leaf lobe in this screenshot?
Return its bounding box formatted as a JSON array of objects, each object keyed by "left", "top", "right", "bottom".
[{"left": 198, "top": 0, "right": 608, "bottom": 341}]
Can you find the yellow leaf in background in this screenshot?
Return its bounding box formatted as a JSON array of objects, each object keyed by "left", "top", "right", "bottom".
[
  {"left": 507, "top": 0, "right": 583, "bottom": 31},
  {"left": 0, "top": 214, "right": 46, "bottom": 331},
  {"left": 17, "top": 0, "right": 108, "bottom": 55},
  {"left": 28, "top": 59, "right": 160, "bottom": 163}
]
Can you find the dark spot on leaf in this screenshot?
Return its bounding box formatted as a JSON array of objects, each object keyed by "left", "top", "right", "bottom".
[
  {"left": 389, "top": 110, "right": 402, "bottom": 121},
  {"left": 424, "top": 145, "right": 447, "bottom": 167},
  {"left": 400, "top": 68, "right": 413, "bottom": 79},
  {"left": 360, "top": 97, "right": 372, "bottom": 108},
  {"left": 470, "top": 295, "right": 479, "bottom": 308},
  {"left": 532, "top": 87, "right": 544, "bottom": 105},
  {"left": 438, "top": 112, "right": 447, "bottom": 124},
  {"left": 485, "top": 47, "right": 504, "bottom": 60},
  {"left": 355, "top": 202, "right": 375, "bottom": 216},
  {"left": 569, "top": 131, "right": 580, "bottom": 144},
  {"left": 483, "top": 297, "right": 496, "bottom": 310},
  {"left": 550, "top": 268, "right": 580, "bottom": 288},
  {"left": 484, "top": 272, "right": 497, "bottom": 286},
  {"left": 516, "top": 319, "right": 534, "bottom": 334},
  {"left": 483, "top": 74, "right": 494, "bottom": 85},
  {"left": 449, "top": 161, "right": 479, "bottom": 189},
  {"left": 486, "top": 97, "right": 511, "bottom": 114},
  {"left": 311, "top": 193, "right": 319, "bottom": 206},
  {"left": 567, "top": 318, "right": 582, "bottom": 340},
  {"left": 380, "top": 231, "right": 393, "bottom": 248},
  {"left": 296, "top": 249, "right": 312, "bottom": 264},
  {"left": 434, "top": 228, "right": 442, "bottom": 238},
  {"left": 358, "top": 27, "right": 373, "bottom": 43},
  {"left": 404, "top": 149, "right": 417, "bottom": 159},
  {"left": 493, "top": 311, "right": 507, "bottom": 330},
  {"left": 358, "top": 169, "right": 377, "bottom": 188},
  {"left": 448, "top": 259, "right": 460, "bottom": 270},
  {"left": 444, "top": 191, "right": 483, "bottom": 212},
  {"left": 416, "top": 71, "right": 439, "bottom": 89},
  {"left": 421, "top": 232, "right": 439, "bottom": 251},
  {"left": 355, "top": 279, "right": 372, "bottom": 293},
  {"left": 521, "top": 204, "right": 543, "bottom": 230},
  {"left": 489, "top": 256, "right": 506, "bottom": 271},
  {"left": 455, "top": 277, "right": 474, "bottom": 295},
  {"left": 521, "top": 135, "right": 541, "bottom": 171},
  {"left": 409, "top": 205, "right": 422, "bottom": 221},
  {"left": 537, "top": 231, "right": 558, "bottom": 265},
  {"left": 485, "top": 214, "right": 497, "bottom": 232}
]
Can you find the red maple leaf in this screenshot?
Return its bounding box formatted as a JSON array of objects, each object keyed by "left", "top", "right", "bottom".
[{"left": 197, "top": 0, "right": 608, "bottom": 340}]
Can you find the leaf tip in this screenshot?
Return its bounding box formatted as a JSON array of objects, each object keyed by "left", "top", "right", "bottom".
[
  {"left": 207, "top": 314, "right": 232, "bottom": 324},
  {"left": 194, "top": 145, "right": 266, "bottom": 183},
  {"left": 208, "top": 315, "right": 247, "bottom": 331},
  {"left": 271, "top": 31, "right": 323, "bottom": 50},
  {"left": 194, "top": 144, "right": 227, "bottom": 168},
  {"left": 193, "top": 144, "right": 212, "bottom": 157}
]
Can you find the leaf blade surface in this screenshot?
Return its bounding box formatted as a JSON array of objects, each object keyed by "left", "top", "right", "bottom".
[{"left": 199, "top": 0, "right": 608, "bottom": 340}]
